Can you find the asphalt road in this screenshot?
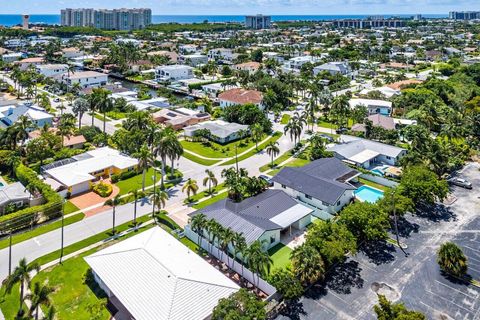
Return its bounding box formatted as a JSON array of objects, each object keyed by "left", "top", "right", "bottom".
[{"left": 277, "top": 162, "right": 480, "bottom": 320}]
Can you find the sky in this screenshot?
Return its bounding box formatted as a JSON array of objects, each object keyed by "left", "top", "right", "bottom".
[{"left": 1, "top": 0, "right": 480, "bottom": 15}]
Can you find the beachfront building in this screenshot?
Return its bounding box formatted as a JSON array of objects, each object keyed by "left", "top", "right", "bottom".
[
  {"left": 245, "top": 15, "right": 272, "bottom": 29},
  {"left": 61, "top": 8, "right": 152, "bottom": 31}
]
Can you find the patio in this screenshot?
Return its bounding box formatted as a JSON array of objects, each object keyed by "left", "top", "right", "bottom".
[{"left": 280, "top": 228, "right": 306, "bottom": 249}]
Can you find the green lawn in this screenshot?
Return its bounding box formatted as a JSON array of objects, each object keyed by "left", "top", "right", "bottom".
[
  {"left": 280, "top": 114, "right": 291, "bottom": 124},
  {"left": 358, "top": 178, "right": 389, "bottom": 191},
  {"left": 181, "top": 136, "right": 260, "bottom": 159},
  {"left": 0, "top": 283, "right": 27, "bottom": 320},
  {"left": 0, "top": 213, "right": 85, "bottom": 250},
  {"left": 115, "top": 168, "right": 159, "bottom": 195},
  {"left": 32, "top": 251, "right": 110, "bottom": 320},
  {"left": 266, "top": 157, "right": 311, "bottom": 176},
  {"left": 268, "top": 243, "right": 292, "bottom": 272},
  {"left": 64, "top": 201, "right": 81, "bottom": 215},
  {"left": 188, "top": 183, "right": 226, "bottom": 203},
  {"left": 192, "top": 191, "right": 228, "bottom": 209},
  {"left": 106, "top": 110, "right": 127, "bottom": 120},
  {"left": 221, "top": 132, "right": 282, "bottom": 166},
  {"left": 182, "top": 152, "right": 221, "bottom": 166},
  {"left": 259, "top": 149, "right": 294, "bottom": 172}
]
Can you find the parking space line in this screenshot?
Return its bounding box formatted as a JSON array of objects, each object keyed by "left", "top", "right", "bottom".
[
  {"left": 355, "top": 260, "right": 378, "bottom": 273},
  {"left": 464, "top": 245, "right": 480, "bottom": 254},
  {"left": 426, "top": 289, "right": 475, "bottom": 314},
  {"left": 311, "top": 299, "right": 336, "bottom": 316},
  {"left": 434, "top": 280, "right": 478, "bottom": 299}
]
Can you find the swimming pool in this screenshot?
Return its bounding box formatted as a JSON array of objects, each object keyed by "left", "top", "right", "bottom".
[
  {"left": 355, "top": 185, "right": 384, "bottom": 203},
  {"left": 371, "top": 169, "right": 384, "bottom": 176}
]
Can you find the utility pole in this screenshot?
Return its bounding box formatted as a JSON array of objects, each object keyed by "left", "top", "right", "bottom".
[
  {"left": 8, "top": 229, "right": 12, "bottom": 276},
  {"left": 235, "top": 144, "right": 239, "bottom": 173},
  {"left": 152, "top": 169, "right": 157, "bottom": 220},
  {"left": 60, "top": 199, "right": 65, "bottom": 264}
]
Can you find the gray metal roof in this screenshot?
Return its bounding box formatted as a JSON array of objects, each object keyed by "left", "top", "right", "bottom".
[
  {"left": 0, "top": 182, "right": 31, "bottom": 207},
  {"left": 271, "top": 158, "right": 358, "bottom": 205},
  {"left": 328, "top": 135, "right": 406, "bottom": 159},
  {"left": 190, "top": 190, "right": 301, "bottom": 244}
]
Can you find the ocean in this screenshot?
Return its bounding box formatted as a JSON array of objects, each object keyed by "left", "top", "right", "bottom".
[{"left": 0, "top": 14, "right": 448, "bottom": 27}]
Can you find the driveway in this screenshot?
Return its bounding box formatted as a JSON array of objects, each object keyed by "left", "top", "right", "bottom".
[
  {"left": 277, "top": 162, "right": 480, "bottom": 320},
  {"left": 69, "top": 183, "right": 120, "bottom": 217}
]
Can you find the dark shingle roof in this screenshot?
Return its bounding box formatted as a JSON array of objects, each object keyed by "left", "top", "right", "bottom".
[
  {"left": 271, "top": 158, "right": 358, "bottom": 205},
  {"left": 189, "top": 190, "right": 298, "bottom": 244}
]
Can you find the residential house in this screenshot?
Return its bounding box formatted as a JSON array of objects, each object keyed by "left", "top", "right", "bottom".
[
  {"left": 207, "top": 48, "right": 237, "bottom": 63},
  {"left": 179, "top": 54, "right": 208, "bottom": 67},
  {"left": 272, "top": 158, "right": 360, "bottom": 219},
  {"left": 62, "top": 47, "right": 85, "bottom": 59},
  {"left": 60, "top": 71, "right": 108, "bottom": 89},
  {"left": 155, "top": 65, "right": 194, "bottom": 82},
  {"left": 28, "top": 129, "right": 86, "bottom": 149},
  {"left": 15, "top": 57, "right": 44, "bottom": 70},
  {"left": 35, "top": 64, "right": 68, "bottom": 78},
  {"left": 85, "top": 227, "right": 239, "bottom": 320},
  {"left": 349, "top": 98, "right": 392, "bottom": 116},
  {"left": 152, "top": 108, "right": 210, "bottom": 130},
  {"left": 327, "top": 135, "right": 407, "bottom": 168},
  {"left": 188, "top": 189, "right": 313, "bottom": 250},
  {"left": 218, "top": 88, "right": 263, "bottom": 109},
  {"left": 183, "top": 120, "right": 249, "bottom": 144},
  {"left": 43, "top": 147, "right": 138, "bottom": 196},
  {"left": 1, "top": 52, "right": 24, "bottom": 63},
  {"left": 233, "top": 61, "right": 261, "bottom": 74},
  {"left": 314, "top": 61, "right": 354, "bottom": 78},
  {"left": 281, "top": 56, "right": 319, "bottom": 74},
  {"left": 0, "top": 182, "right": 32, "bottom": 215},
  {"left": 0, "top": 104, "right": 53, "bottom": 129},
  {"left": 351, "top": 114, "right": 396, "bottom": 133}
]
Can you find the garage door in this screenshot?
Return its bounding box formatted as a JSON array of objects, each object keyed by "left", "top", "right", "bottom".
[{"left": 71, "top": 181, "right": 91, "bottom": 195}]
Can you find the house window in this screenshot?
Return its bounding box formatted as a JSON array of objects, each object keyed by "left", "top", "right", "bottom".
[
  {"left": 270, "top": 236, "right": 276, "bottom": 244},
  {"left": 305, "top": 194, "right": 312, "bottom": 200},
  {"left": 337, "top": 201, "right": 341, "bottom": 206},
  {"left": 386, "top": 156, "right": 391, "bottom": 160},
  {"left": 281, "top": 184, "right": 286, "bottom": 189}
]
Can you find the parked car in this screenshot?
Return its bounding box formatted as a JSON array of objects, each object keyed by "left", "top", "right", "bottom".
[
  {"left": 448, "top": 177, "right": 472, "bottom": 189},
  {"left": 318, "top": 134, "right": 334, "bottom": 143},
  {"left": 259, "top": 175, "right": 273, "bottom": 187},
  {"left": 53, "top": 98, "right": 60, "bottom": 102},
  {"left": 336, "top": 127, "right": 348, "bottom": 134}
]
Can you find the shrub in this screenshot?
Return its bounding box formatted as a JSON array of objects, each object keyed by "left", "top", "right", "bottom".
[
  {"left": 110, "top": 170, "right": 137, "bottom": 183},
  {"left": 93, "top": 181, "right": 113, "bottom": 197}
]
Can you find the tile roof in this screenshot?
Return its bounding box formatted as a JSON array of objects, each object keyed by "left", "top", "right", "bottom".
[{"left": 218, "top": 88, "right": 263, "bottom": 105}]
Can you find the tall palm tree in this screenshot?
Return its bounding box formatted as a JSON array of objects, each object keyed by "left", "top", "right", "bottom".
[
  {"left": 245, "top": 240, "right": 272, "bottom": 286},
  {"left": 26, "top": 282, "right": 54, "bottom": 320},
  {"left": 330, "top": 94, "right": 351, "bottom": 129},
  {"left": 291, "top": 243, "right": 325, "bottom": 285},
  {"left": 265, "top": 141, "right": 280, "bottom": 168},
  {"left": 232, "top": 232, "right": 246, "bottom": 270},
  {"left": 2, "top": 258, "right": 40, "bottom": 316},
  {"left": 190, "top": 213, "right": 207, "bottom": 247},
  {"left": 203, "top": 169, "right": 218, "bottom": 196},
  {"left": 133, "top": 144, "right": 154, "bottom": 191},
  {"left": 57, "top": 113, "right": 76, "bottom": 147},
  {"left": 305, "top": 96, "right": 318, "bottom": 131},
  {"left": 14, "top": 115, "right": 36, "bottom": 146},
  {"left": 219, "top": 227, "right": 236, "bottom": 263},
  {"left": 182, "top": 178, "right": 198, "bottom": 202},
  {"left": 249, "top": 123, "right": 264, "bottom": 150},
  {"left": 437, "top": 242, "right": 468, "bottom": 277},
  {"left": 151, "top": 188, "right": 169, "bottom": 213},
  {"left": 57, "top": 103, "right": 66, "bottom": 116},
  {"left": 129, "top": 189, "right": 145, "bottom": 227},
  {"left": 91, "top": 88, "right": 113, "bottom": 136},
  {"left": 72, "top": 97, "right": 90, "bottom": 129},
  {"left": 105, "top": 195, "right": 121, "bottom": 235},
  {"left": 284, "top": 112, "right": 306, "bottom": 146},
  {"left": 154, "top": 127, "right": 180, "bottom": 189}
]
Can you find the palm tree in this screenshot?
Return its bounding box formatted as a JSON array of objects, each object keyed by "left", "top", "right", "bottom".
[
  {"left": 249, "top": 123, "right": 264, "bottom": 150},
  {"left": 437, "top": 242, "right": 468, "bottom": 277},
  {"left": 190, "top": 213, "right": 207, "bottom": 247},
  {"left": 245, "top": 240, "right": 272, "bottom": 286},
  {"left": 182, "top": 178, "right": 198, "bottom": 202},
  {"left": 57, "top": 103, "right": 66, "bottom": 116},
  {"left": 231, "top": 232, "right": 246, "bottom": 270},
  {"left": 219, "top": 227, "right": 236, "bottom": 263},
  {"left": 154, "top": 127, "right": 182, "bottom": 188},
  {"left": 133, "top": 144, "right": 153, "bottom": 191},
  {"left": 91, "top": 88, "right": 113, "bottom": 137},
  {"left": 291, "top": 243, "right": 325, "bottom": 285},
  {"left": 284, "top": 112, "right": 306, "bottom": 146},
  {"left": 129, "top": 189, "right": 145, "bottom": 227},
  {"left": 14, "top": 115, "right": 36, "bottom": 146},
  {"left": 151, "top": 188, "right": 169, "bottom": 213},
  {"left": 72, "top": 97, "right": 90, "bottom": 129},
  {"left": 26, "top": 282, "right": 54, "bottom": 320},
  {"left": 330, "top": 94, "right": 351, "bottom": 129},
  {"left": 265, "top": 141, "right": 280, "bottom": 168},
  {"left": 305, "top": 96, "right": 318, "bottom": 131},
  {"left": 57, "top": 113, "right": 76, "bottom": 147},
  {"left": 203, "top": 169, "right": 218, "bottom": 196},
  {"left": 105, "top": 195, "right": 121, "bottom": 235},
  {"left": 2, "top": 258, "right": 40, "bottom": 316}
]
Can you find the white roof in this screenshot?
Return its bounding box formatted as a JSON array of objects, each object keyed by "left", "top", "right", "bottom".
[
  {"left": 45, "top": 147, "right": 137, "bottom": 186},
  {"left": 349, "top": 149, "right": 380, "bottom": 164},
  {"left": 85, "top": 227, "right": 239, "bottom": 320},
  {"left": 349, "top": 98, "right": 392, "bottom": 109},
  {"left": 270, "top": 203, "right": 312, "bottom": 229}
]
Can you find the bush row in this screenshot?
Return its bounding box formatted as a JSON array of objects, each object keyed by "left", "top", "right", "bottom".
[{"left": 0, "top": 164, "right": 63, "bottom": 233}]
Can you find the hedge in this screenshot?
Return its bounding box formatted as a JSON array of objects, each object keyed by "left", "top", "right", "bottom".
[
  {"left": 0, "top": 164, "right": 63, "bottom": 234},
  {"left": 188, "top": 80, "right": 225, "bottom": 90},
  {"left": 110, "top": 170, "right": 138, "bottom": 183}
]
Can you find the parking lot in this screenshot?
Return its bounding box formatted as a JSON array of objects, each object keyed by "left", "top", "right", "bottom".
[{"left": 277, "top": 162, "right": 480, "bottom": 320}]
